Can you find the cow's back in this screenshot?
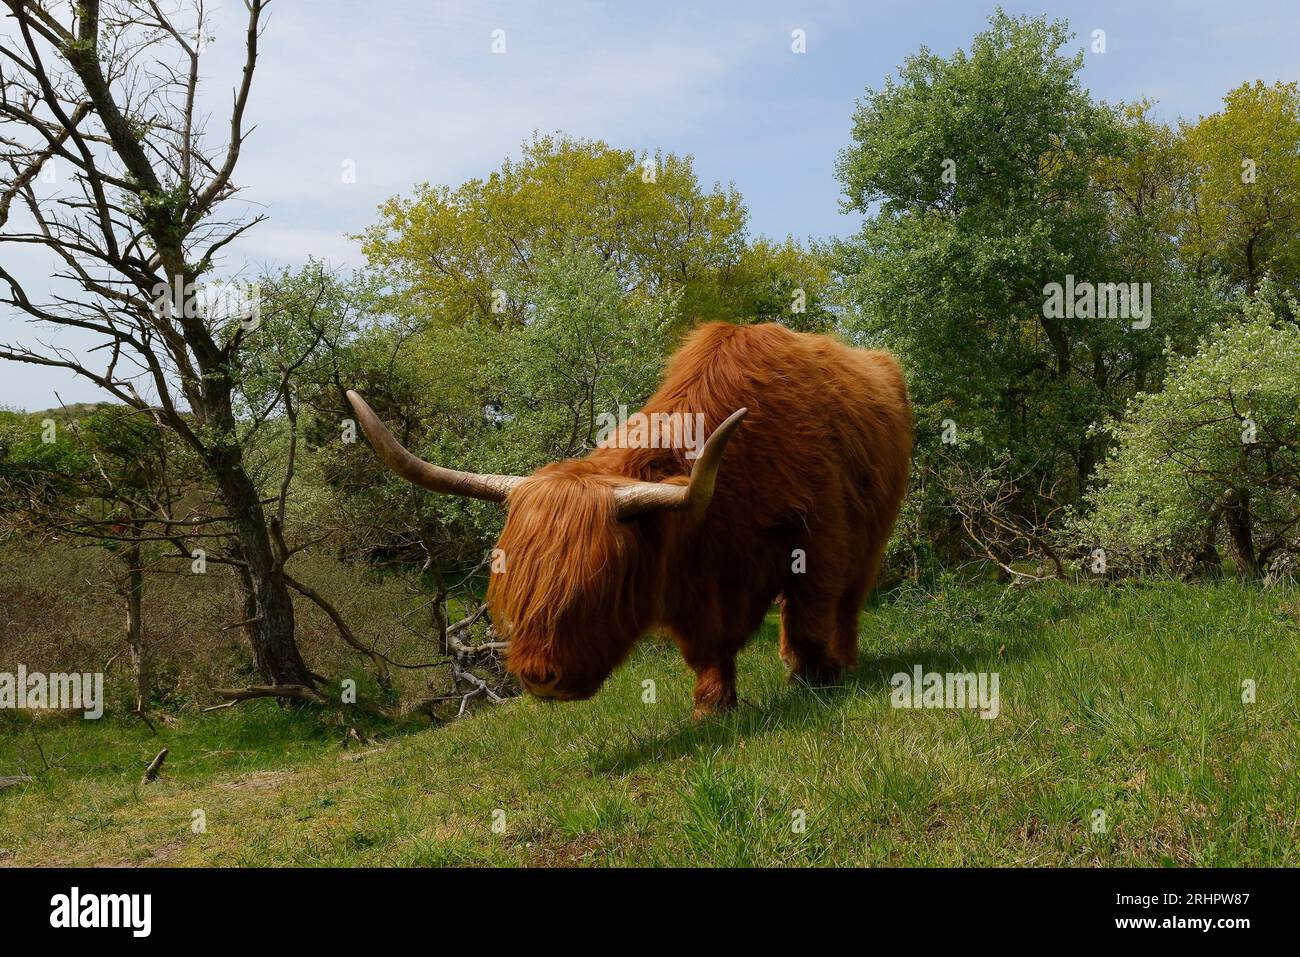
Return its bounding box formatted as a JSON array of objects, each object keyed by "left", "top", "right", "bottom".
[{"left": 639, "top": 321, "right": 911, "bottom": 530}]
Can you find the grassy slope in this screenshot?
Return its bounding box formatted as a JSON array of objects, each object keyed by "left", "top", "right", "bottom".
[{"left": 2, "top": 579, "right": 1297, "bottom": 866}]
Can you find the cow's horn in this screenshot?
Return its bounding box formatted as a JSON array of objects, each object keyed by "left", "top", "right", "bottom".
[
  {"left": 613, "top": 408, "right": 748, "bottom": 519},
  {"left": 345, "top": 390, "right": 524, "bottom": 503}
]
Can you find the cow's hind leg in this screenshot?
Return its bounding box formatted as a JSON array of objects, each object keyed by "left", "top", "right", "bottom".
[
  {"left": 779, "top": 593, "right": 842, "bottom": 686},
  {"left": 833, "top": 537, "right": 889, "bottom": 671}
]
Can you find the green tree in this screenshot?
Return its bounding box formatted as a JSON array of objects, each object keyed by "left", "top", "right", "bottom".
[
  {"left": 1078, "top": 292, "right": 1300, "bottom": 578},
  {"left": 359, "top": 132, "right": 832, "bottom": 330},
  {"left": 1179, "top": 81, "right": 1300, "bottom": 297},
  {"left": 311, "top": 246, "right": 678, "bottom": 645},
  {"left": 728, "top": 238, "right": 839, "bottom": 332},
  {"left": 488, "top": 244, "right": 676, "bottom": 466},
  {"left": 838, "top": 10, "right": 1121, "bottom": 475},
  {"left": 359, "top": 133, "right": 744, "bottom": 325},
  {"left": 835, "top": 10, "right": 1224, "bottom": 574},
  {"left": 0, "top": 404, "right": 201, "bottom": 712}
]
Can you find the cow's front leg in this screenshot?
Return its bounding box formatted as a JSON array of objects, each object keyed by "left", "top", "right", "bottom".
[{"left": 688, "top": 655, "right": 737, "bottom": 720}]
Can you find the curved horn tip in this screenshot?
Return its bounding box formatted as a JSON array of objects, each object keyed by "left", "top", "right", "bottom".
[
  {"left": 610, "top": 407, "right": 748, "bottom": 519},
  {"left": 703, "top": 407, "right": 748, "bottom": 449}
]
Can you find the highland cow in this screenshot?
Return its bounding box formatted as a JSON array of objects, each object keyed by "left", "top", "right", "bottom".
[{"left": 347, "top": 321, "right": 912, "bottom": 717}]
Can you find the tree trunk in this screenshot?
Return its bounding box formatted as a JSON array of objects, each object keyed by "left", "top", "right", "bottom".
[
  {"left": 211, "top": 451, "right": 314, "bottom": 687},
  {"left": 176, "top": 293, "right": 314, "bottom": 690},
  {"left": 1224, "top": 488, "right": 1259, "bottom": 580},
  {"left": 429, "top": 563, "right": 449, "bottom": 654},
  {"left": 124, "top": 541, "right": 148, "bottom": 713}
]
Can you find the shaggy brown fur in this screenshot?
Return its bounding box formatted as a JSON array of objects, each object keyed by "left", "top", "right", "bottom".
[{"left": 490, "top": 321, "right": 912, "bottom": 717}]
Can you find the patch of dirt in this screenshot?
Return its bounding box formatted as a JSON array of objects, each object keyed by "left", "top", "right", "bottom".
[
  {"left": 340, "top": 747, "right": 387, "bottom": 763},
  {"left": 527, "top": 833, "right": 603, "bottom": 866},
  {"left": 215, "top": 769, "right": 292, "bottom": 791},
  {"left": 142, "top": 839, "right": 185, "bottom": 864}
]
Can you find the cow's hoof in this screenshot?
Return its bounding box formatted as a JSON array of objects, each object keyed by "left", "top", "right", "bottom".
[
  {"left": 789, "top": 662, "right": 843, "bottom": 688},
  {"left": 691, "top": 696, "right": 737, "bottom": 720}
]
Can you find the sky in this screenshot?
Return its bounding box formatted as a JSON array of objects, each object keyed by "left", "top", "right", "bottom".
[{"left": 2, "top": 0, "right": 1299, "bottom": 410}]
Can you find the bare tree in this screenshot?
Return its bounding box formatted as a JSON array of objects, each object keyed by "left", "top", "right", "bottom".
[
  {"left": 933, "top": 447, "right": 1068, "bottom": 583},
  {"left": 0, "top": 0, "right": 315, "bottom": 686}
]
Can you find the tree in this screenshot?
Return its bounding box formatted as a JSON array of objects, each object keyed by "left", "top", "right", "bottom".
[
  {"left": 1179, "top": 81, "right": 1300, "bottom": 298},
  {"left": 300, "top": 272, "right": 502, "bottom": 631},
  {"left": 488, "top": 244, "right": 675, "bottom": 466},
  {"left": 834, "top": 11, "right": 1224, "bottom": 575},
  {"left": 1077, "top": 292, "right": 1300, "bottom": 578},
  {"left": 0, "top": 403, "right": 205, "bottom": 713},
  {"left": 837, "top": 11, "right": 1116, "bottom": 484},
  {"left": 311, "top": 246, "right": 677, "bottom": 644},
  {"left": 728, "top": 237, "right": 839, "bottom": 332},
  {"left": 0, "top": 1, "right": 315, "bottom": 688},
  {"left": 342, "top": 132, "right": 842, "bottom": 614},
  {"left": 358, "top": 131, "right": 830, "bottom": 330}
]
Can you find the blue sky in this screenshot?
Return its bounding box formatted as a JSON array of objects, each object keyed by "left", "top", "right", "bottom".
[{"left": 3, "top": 0, "right": 1298, "bottom": 409}]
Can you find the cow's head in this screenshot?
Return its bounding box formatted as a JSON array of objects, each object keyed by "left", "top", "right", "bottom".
[{"left": 345, "top": 391, "right": 745, "bottom": 701}]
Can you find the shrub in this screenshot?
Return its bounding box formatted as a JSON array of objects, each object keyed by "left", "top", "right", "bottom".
[{"left": 1077, "top": 293, "right": 1300, "bottom": 577}]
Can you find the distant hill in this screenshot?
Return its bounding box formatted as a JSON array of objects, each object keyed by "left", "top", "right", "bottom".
[{"left": 22, "top": 401, "right": 117, "bottom": 419}]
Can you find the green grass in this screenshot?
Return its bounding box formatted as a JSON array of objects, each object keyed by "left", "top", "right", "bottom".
[{"left": 2, "top": 578, "right": 1297, "bottom": 866}]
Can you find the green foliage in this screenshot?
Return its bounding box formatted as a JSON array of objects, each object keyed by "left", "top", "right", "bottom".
[
  {"left": 838, "top": 11, "right": 1109, "bottom": 219},
  {"left": 0, "top": 405, "right": 172, "bottom": 525},
  {"left": 358, "top": 132, "right": 746, "bottom": 326},
  {"left": 323, "top": 135, "right": 836, "bottom": 577},
  {"left": 0, "top": 408, "right": 93, "bottom": 512},
  {"left": 836, "top": 10, "right": 1232, "bottom": 577},
  {"left": 1077, "top": 293, "right": 1300, "bottom": 572},
  {"left": 304, "top": 245, "right": 679, "bottom": 573},
  {"left": 489, "top": 244, "right": 675, "bottom": 466},
  {"left": 837, "top": 10, "right": 1127, "bottom": 486},
  {"left": 729, "top": 237, "right": 840, "bottom": 332},
  {"left": 232, "top": 262, "right": 359, "bottom": 421},
  {"left": 1180, "top": 81, "right": 1300, "bottom": 297},
  {"left": 358, "top": 131, "right": 829, "bottom": 331}
]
